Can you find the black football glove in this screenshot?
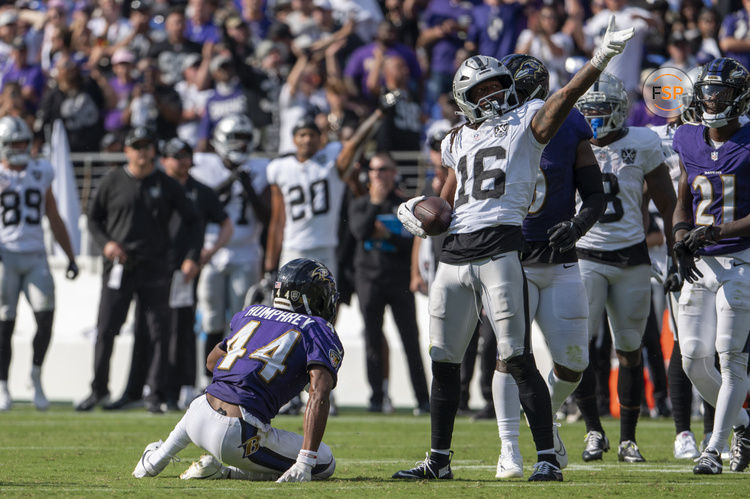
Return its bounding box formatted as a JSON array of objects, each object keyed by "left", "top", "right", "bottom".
[
  {"left": 547, "top": 220, "right": 583, "bottom": 252},
  {"left": 673, "top": 240, "right": 703, "bottom": 284},
  {"left": 66, "top": 260, "right": 79, "bottom": 280},
  {"left": 663, "top": 256, "right": 682, "bottom": 294},
  {"left": 683, "top": 225, "right": 719, "bottom": 253}
]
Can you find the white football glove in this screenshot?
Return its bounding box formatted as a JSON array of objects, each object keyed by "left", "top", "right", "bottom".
[
  {"left": 590, "top": 15, "right": 636, "bottom": 71},
  {"left": 397, "top": 195, "right": 427, "bottom": 239},
  {"left": 276, "top": 451, "right": 315, "bottom": 483}
]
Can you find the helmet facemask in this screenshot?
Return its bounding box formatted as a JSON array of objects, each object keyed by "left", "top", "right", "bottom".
[
  {"left": 217, "top": 131, "right": 253, "bottom": 165},
  {"left": 696, "top": 82, "right": 750, "bottom": 128},
  {"left": 467, "top": 75, "right": 518, "bottom": 123},
  {"left": 3, "top": 140, "right": 31, "bottom": 167},
  {"left": 453, "top": 56, "right": 519, "bottom": 124}
]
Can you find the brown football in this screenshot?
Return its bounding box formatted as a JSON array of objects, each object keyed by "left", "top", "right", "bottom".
[{"left": 414, "top": 196, "right": 452, "bottom": 236}]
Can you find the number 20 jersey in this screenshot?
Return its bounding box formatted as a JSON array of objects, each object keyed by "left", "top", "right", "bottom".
[
  {"left": 672, "top": 122, "right": 750, "bottom": 256},
  {"left": 266, "top": 142, "right": 345, "bottom": 250},
  {"left": 576, "top": 127, "right": 664, "bottom": 251},
  {"left": 441, "top": 99, "right": 545, "bottom": 234},
  {"left": 0, "top": 159, "right": 54, "bottom": 253},
  {"left": 206, "top": 304, "right": 344, "bottom": 425}
]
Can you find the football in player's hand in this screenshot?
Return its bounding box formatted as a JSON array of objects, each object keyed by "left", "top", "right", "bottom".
[{"left": 414, "top": 196, "right": 452, "bottom": 236}]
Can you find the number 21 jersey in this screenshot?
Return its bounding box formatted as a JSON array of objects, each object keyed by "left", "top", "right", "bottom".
[
  {"left": 441, "top": 99, "right": 544, "bottom": 234},
  {"left": 672, "top": 122, "right": 750, "bottom": 256},
  {"left": 0, "top": 159, "right": 54, "bottom": 253},
  {"left": 576, "top": 127, "right": 664, "bottom": 251},
  {"left": 266, "top": 142, "right": 345, "bottom": 250}
]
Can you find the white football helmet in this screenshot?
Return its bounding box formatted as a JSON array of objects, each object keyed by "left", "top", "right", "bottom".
[
  {"left": 681, "top": 65, "right": 704, "bottom": 124},
  {"left": 211, "top": 114, "right": 254, "bottom": 165},
  {"left": 575, "top": 72, "right": 628, "bottom": 139},
  {"left": 0, "top": 116, "right": 32, "bottom": 167},
  {"left": 453, "top": 55, "right": 518, "bottom": 124}
]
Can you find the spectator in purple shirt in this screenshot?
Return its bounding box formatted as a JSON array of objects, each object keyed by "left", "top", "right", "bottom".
[
  {"left": 417, "top": 0, "right": 479, "bottom": 115},
  {"left": 465, "top": 0, "right": 527, "bottom": 60},
  {"left": 343, "top": 21, "right": 422, "bottom": 105},
  {"left": 185, "top": 0, "right": 220, "bottom": 44},
  {"left": 1, "top": 37, "right": 45, "bottom": 112}
]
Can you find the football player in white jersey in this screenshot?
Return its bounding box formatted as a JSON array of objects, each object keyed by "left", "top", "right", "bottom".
[
  {"left": 264, "top": 107, "right": 388, "bottom": 277},
  {"left": 572, "top": 72, "right": 677, "bottom": 463},
  {"left": 672, "top": 57, "right": 750, "bottom": 474},
  {"left": 0, "top": 116, "right": 78, "bottom": 411},
  {"left": 190, "top": 114, "right": 270, "bottom": 376},
  {"left": 394, "top": 16, "right": 635, "bottom": 482}
]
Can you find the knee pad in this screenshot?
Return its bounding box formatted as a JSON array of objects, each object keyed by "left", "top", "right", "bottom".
[
  {"left": 612, "top": 329, "right": 643, "bottom": 353},
  {"left": 503, "top": 353, "right": 537, "bottom": 384}
]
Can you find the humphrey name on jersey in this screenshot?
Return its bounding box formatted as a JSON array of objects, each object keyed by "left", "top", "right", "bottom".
[{"left": 244, "top": 304, "right": 316, "bottom": 329}]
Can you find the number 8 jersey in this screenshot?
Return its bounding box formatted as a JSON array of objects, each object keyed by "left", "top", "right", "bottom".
[
  {"left": 0, "top": 158, "right": 54, "bottom": 253},
  {"left": 672, "top": 122, "right": 750, "bottom": 256},
  {"left": 576, "top": 127, "right": 664, "bottom": 251},
  {"left": 266, "top": 142, "right": 345, "bottom": 250},
  {"left": 442, "top": 99, "right": 544, "bottom": 234}
]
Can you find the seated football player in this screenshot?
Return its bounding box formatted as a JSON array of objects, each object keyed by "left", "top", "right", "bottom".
[{"left": 132, "top": 258, "right": 343, "bottom": 483}]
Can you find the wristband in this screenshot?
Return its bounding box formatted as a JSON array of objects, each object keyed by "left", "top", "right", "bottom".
[
  {"left": 672, "top": 222, "right": 693, "bottom": 237},
  {"left": 297, "top": 449, "right": 318, "bottom": 466}
]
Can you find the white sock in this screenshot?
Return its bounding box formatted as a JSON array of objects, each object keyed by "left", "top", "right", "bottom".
[
  {"left": 152, "top": 416, "right": 191, "bottom": 466},
  {"left": 493, "top": 370, "right": 520, "bottom": 444},
  {"left": 547, "top": 370, "right": 580, "bottom": 415},
  {"left": 708, "top": 353, "right": 750, "bottom": 451}
]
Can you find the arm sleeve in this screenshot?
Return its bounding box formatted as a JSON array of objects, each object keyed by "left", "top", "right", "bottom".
[{"left": 440, "top": 134, "right": 456, "bottom": 169}]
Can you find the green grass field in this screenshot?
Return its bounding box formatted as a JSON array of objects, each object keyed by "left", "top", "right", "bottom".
[{"left": 1, "top": 404, "right": 748, "bottom": 497}]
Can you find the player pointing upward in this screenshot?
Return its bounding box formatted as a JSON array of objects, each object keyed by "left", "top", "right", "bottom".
[{"left": 394, "top": 16, "right": 634, "bottom": 482}]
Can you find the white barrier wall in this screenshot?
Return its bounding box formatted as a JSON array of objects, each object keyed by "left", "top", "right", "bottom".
[{"left": 8, "top": 258, "right": 552, "bottom": 410}]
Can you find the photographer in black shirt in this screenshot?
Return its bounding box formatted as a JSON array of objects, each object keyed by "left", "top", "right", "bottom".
[{"left": 76, "top": 127, "right": 202, "bottom": 412}]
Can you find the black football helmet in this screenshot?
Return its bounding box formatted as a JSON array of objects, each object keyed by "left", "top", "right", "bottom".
[
  {"left": 273, "top": 258, "right": 339, "bottom": 322},
  {"left": 500, "top": 54, "right": 550, "bottom": 106},
  {"left": 694, "top": 57, "right": 750, "bottom": 128}
]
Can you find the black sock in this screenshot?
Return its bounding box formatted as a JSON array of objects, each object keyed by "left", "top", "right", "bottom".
[
  {"left": 506, "top": 354, "right": 554, "bottom": 453},
  {"left": 668, "top": 339, "right": 693, "bottom": 434},
  {"left": 703, "top": 399, "right": 715, "bottom": 436},
  {"left": 430, "top": 361, "right": 461, "bottom": 456},
  {"left": 574, "top": 363, "right": 604, "bottom": 434},
  {"left": 0, "top": 319, "right": 16, "bottom": 380},
  {"left": 618, "top": 363, "right": 643, "bottom": 442},
  {"left": 32, "top": 311, "right": 54, "bottom": 367}
]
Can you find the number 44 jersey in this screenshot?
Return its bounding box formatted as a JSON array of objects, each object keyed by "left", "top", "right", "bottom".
[
  {"left": 673, "top": 122, "right": 750, "bottom": 256},
  {"left": 0, "top": 158, "right": 53, "bottom": 253},
  {"left": 576, "top": 127, "right": 664, "bottom": 252},
  {"left": 441, "top": 99, "right": 545, "bottom": 234},
  {"left": 206, "top": 304, "right": 344, "bottom": 425},
  {"left": 266, "top": 142, "right": 345, "bottom": 251}
]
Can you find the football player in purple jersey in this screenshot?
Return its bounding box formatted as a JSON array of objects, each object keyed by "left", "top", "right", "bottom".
[
  {"left": 672, "top": 57, "right": 750, "bottom": 475},
  {"left": 133, "top": 258, "right": 343, "bottom": 483},
  {"left": 492, "top": 54, "right": 605, "bottom": 478}
]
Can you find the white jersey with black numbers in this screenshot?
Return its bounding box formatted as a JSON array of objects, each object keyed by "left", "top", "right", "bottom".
[
  {"left": 0, "top": 159, "right": 54, "bottom": 253},
  {"left": 191, "top": 153, "right": 269, "bottom": 266},
  {"left": 577, "top": 127, "right": 664, "bottom": 252},
  {"left": 441, "top": 99, "right": 545, "bottom": 234},
  {"left": 266, "top": 142, "right": 345, "bottom": 250}
]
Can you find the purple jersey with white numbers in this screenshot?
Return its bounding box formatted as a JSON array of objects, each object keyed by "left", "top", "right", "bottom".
[
  {"left": 206, "top": 305, "right": 344, "bottom": 424},
  {"left": 673, "top": 123, "right": 750, "bottom": 256},
  {"left": 522, "top": 109, "right": 593, "bottom": 241}
]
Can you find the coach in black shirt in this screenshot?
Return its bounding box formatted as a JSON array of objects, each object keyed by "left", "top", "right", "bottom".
[
  {"left": 348, "top": 152, "right": 429, "bottom": 414},
  {"left": 76, "top": 128, "right": 202, "bottom": 412}
]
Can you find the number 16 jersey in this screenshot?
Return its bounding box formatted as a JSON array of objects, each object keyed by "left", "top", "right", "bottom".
[
  {"left": 441, "top": 99, "right": 545, "bottom": 234},
  {"left": 576, "top": 127, "right": 663, "bottom": 252}
]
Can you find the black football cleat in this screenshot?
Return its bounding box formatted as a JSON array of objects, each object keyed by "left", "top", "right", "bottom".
[
  {"left": 694, "top": 448, "right": 722, "bottom": 475},
  {"left": 617, "top": 440, "right": 646, "bottom": 463},
  {"left": 393, "top": 452, "right": 453, "bottom": 480},
  {"left": 528, "top": 460, "right": 563, "bottom": 482},
  {"left": 730, "top": 424, "right": 750, "bottom": 472}
]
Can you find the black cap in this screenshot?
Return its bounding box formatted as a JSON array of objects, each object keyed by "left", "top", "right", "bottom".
[
  {"left": 125, "top": 127, "right": 156, "bottom": 147},
  {"left": 292, "top": 115, "right": 320, "bottom": 136},
  {"left": 162, "top": 137, "right": 192, "bottom": 157}
]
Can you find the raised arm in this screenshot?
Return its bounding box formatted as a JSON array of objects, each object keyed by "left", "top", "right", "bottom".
[
  {"left": 335, "top": 108, "right": 385, "bottom": 182},
  {"left": 531, "top": 15, "right": 634, "bottom": 144},
  {"left": 264, "top": 185, "right": 286, "bottom": 273}
]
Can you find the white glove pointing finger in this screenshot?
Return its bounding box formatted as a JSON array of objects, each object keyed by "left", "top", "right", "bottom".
[{"left": 591, "top": 15, "right": 636, "bottom": 70}]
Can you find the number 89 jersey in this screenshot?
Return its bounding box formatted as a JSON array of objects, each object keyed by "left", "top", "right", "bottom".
[
  {"left": 442, "top": 99, "right": 545, "bottom": 233},
  {"left": 576, "top": 127, "right": 663, "bottom": 251},
  {"left": 266, "top": 142, "right": 345, "bottom": 250},
  {"left": 0, "top": 159, "right": 53, "bottom": 253},
  {"left": 673, "top": 122, "right": 750, "bottom": 256}
]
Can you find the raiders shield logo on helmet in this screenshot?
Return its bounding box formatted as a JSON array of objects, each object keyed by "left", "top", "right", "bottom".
[{"left": 620, "top": 148, "right": 637, "bottom": 164}]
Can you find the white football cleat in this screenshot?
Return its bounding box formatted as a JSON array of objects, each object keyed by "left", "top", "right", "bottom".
[
  {"left": 0, "top": 383, "right": 11, "bottom": 411},
  {"left": 553, "top": 423, "right": 568, "bottom": 469},
  {"left": 674, "top": 431, "right": 700, "bottom": 459},
  {"left": 496, "top": 441, "right": 523, "bottom": 478},
  {"left": 31, "top": 367, "right": 49, "bottom": 411},
  {"left": 133, "top": 440, "right": 168, "bottom": 478},
  {"left": 382, "top": 394, "right": 395, "bottom": 414},
  {"left": 180, "top": 455, "right": 229, "bottom": 480}
]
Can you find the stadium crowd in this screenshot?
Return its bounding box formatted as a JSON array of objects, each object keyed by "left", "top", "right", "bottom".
[{"left": 1, "top": 0, "right": 750, "bottom": 481}]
